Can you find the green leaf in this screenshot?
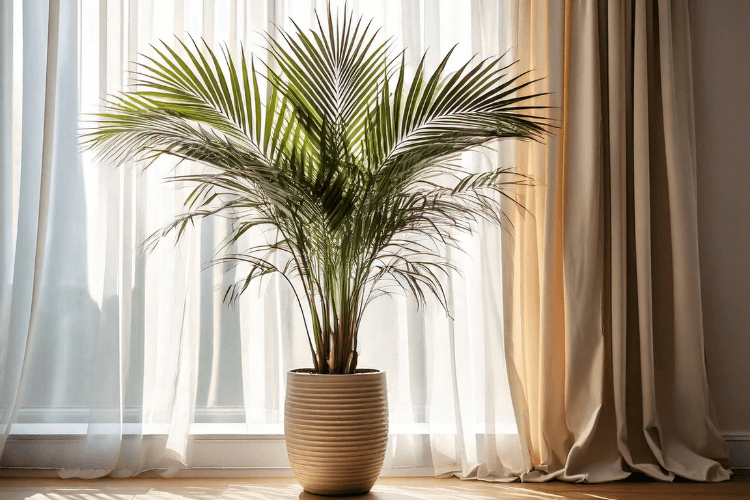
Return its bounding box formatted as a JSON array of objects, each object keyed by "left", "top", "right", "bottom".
[{"left": 82, "top": 3, "right": 550, "bottom": 374}]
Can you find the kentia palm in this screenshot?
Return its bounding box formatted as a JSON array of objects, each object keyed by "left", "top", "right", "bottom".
[{"left": 84, "top": 6, "right": 547, "bottom": 494}]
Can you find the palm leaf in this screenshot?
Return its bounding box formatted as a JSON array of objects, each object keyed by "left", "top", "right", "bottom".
[{"left": 82, "top": 4, "right": 550, "bottom": 374}]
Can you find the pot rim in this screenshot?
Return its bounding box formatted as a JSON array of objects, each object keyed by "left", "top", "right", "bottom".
[{"left": 288, "top": 368, "right": 384, "bottom": 376}]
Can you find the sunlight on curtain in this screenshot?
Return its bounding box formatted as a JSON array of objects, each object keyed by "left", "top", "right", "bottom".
[{"left": 0, "top": 0, "right": 542, "bottom": 479}]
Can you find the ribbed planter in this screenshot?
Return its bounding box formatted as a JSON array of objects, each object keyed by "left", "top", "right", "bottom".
[{"left": 284, "top": 368, "right": 389, "bottom": 496}]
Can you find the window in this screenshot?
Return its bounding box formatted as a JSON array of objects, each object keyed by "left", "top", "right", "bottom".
[{"left": 1, "top": 0, "right": 524, "bottom": 476}]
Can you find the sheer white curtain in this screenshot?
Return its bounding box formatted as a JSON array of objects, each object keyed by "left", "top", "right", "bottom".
[{"left": 0, "top": 0, "right": 549, "bottom": 479}]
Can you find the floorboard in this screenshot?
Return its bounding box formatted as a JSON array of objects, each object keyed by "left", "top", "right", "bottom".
[{"left": 0, "top": 470, "right": 747, "bottom": 499}]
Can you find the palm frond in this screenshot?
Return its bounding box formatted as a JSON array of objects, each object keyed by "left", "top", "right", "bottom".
[{"left": 82, "top": 4, "right": 550, "bottom": 374}]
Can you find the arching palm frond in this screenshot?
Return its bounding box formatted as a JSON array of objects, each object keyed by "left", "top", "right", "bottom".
[{"left": 82, "top": 5, "right": 550, "bottom": 374}]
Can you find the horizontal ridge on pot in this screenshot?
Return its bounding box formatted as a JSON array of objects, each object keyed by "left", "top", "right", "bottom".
[{"left": 284, "top": 369, "right": 388, "bottom": 496}]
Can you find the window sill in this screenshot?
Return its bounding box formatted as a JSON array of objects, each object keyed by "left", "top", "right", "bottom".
[
  {"left": 5, "top": 420, "right": 517, "bottom": 437},
  {"left": 6, "top": 423, "right": 285, "bottom": 436}
]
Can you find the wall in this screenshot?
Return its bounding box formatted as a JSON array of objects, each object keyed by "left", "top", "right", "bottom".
[{"left": 690, "top": 0, "right": 750, "bottom": 465}]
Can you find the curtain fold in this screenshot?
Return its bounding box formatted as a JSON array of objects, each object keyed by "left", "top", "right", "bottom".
[
  {"left": 0, "top": 0, "right": 61, "bottom": 456},
  {"left": 504, "top": 0, "right": 731, "bottom": 482}
]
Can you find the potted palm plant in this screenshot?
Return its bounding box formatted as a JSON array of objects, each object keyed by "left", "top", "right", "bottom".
[{"left": 84, "top": 5, "right": 547, "bottom": 496}]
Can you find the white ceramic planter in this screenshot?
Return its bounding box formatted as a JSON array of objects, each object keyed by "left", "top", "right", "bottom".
[{"left": 284, "top": 368, "right": 389, "bottom": 496}]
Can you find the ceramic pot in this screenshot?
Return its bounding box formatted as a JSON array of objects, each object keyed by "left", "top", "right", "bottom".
[{"left": 284, "top": 368, "right": 388, "bottom": 496}]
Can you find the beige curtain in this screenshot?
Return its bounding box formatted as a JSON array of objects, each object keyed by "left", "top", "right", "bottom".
[{"left": 504, "top": 0, "right": 732, "bottom": 482}]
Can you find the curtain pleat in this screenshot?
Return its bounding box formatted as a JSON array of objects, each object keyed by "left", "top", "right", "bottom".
[
  {"left": 504, "top": 0, "right": 731, "bottom": 482},
  {"left": 0, "top": 0, "right": 61, "bottom": 456}
]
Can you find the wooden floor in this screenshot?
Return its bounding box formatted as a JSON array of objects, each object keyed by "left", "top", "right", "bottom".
[{"left": 0, "top": 471, "right": 748, "bottom": 499}]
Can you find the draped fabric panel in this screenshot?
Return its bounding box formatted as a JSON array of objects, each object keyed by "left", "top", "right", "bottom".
[{"left": 503, "top": 0, "right": 732, "bottom": 482}]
